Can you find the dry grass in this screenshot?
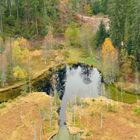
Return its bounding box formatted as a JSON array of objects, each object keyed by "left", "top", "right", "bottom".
[
  {"left": 67, "top": 97, "right": 140, "bottom": 140},
  {"left": 0, "top": 93, "right": 58, "bottom": 140}
]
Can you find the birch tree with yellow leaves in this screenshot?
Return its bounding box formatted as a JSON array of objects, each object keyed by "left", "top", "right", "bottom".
[
  {"left": 12, "top": 37, "right": 30, "bottom": 80},
  {"left": 102, "top": 38, "right": 119, "bottom": 83}
]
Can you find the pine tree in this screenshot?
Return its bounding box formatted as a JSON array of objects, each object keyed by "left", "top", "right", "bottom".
[
  {"left": 124, "top": 0, "right": 140, "bottom": 67},
  {"left": 133, "top": 0, "right": 140, "bottom": 68},
  {"left": 96, "top": 21, "right": 108, "bottom": 47},
  {"left": 109, "top": 0, "right": 127, "bottom": 48}
]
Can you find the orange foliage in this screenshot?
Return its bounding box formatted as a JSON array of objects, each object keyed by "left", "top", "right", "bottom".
[{"left": 102, "top": 38, "right": 117, "bottom": 62}]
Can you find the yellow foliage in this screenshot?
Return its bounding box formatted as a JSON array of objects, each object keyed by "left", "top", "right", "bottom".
[
  {"left": 102, "top": 38, "right": 117, "bottom": 62},
  {"left": 13, "top": 66, "right": 27, "bottom": 79},
  {"left": 21, "top": 48, "right": 30, "bottom": 63},
  {"left": 12, "top": 43, "right": 22, "bottom": 61},
  {"left": 101, "top": 38, "right": 118, "bottom": 83},
  {"left": 12, "top": 38, "right": 30, "bottom": 64},
  {"left": 84, "top": 4, "right": 92, "bottom": 16}
]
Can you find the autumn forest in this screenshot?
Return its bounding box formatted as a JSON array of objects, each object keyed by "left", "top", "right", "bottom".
[{"left": 0, "top": 0, "right": 140, "bottom": 140}]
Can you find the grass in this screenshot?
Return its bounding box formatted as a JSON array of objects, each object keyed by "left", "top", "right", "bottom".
[
  {"left": 39, "top": 107, "right": 49, "bottom": 121},
  {"left": 90, "top": 111, "right": 95, "bottom": 117},
  {"left": 134, "top": 106, "right": 140, "bottom": 115},
  {"left": 106, "top": 85, "right": 140, "bottom": 104},
  {"left": 84, "top": 56, "right": 100, "bottom": 67},
  {"left": 107, "top": 104, "right": 117, "bottom": 113},
  {"left": 65, "top": 47, "right": 86, "bottom": 63},
  {"left": 86, "top": 130, "right": 93, "bottom": 137},
  {"left": 85, "top": 57, "right": 95, "bottom": 65},
  {"left": 0, "top": 103, "right": 6, "bottom": 109},
  {"left": 74, "top": 114, "right": 85, "bottom": 129}
]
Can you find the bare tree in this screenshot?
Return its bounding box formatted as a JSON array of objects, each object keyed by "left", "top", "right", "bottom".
[
  {"left": 7, "top": 0, "right": 12, "bottom": 16},
  {"left": 16, "top": 0, "right": 19, "bottom": 20}
]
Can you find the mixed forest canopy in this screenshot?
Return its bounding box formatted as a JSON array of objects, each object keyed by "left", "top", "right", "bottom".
[
  {"left": 0, "top": 0, "right": 60, "bottom": 38},
  {"left": 109, "top": 0, "right": 140, "bottom": 69},
  {"left": 0, "top": 0, "right": 110, "bottom": 38}
]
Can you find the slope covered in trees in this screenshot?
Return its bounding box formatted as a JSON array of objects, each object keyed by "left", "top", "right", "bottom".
[
  {"left": 109, "top": 0, "right": 140, "bottom": 68},
  {"left": 0, "top": 0, "right": 60, "bottom": 38}
]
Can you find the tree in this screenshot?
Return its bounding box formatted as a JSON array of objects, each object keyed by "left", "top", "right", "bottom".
[
  {"left": 84, "top": 3, "right": 93, "bottom": 16},
  {"left": 102, "top": 38, "right": 118, "bottom": 83},
  {"left": 6, "top": 37, "right": 13, "bottom": 83},
  {"left": 0, "top": 0, "right": 60, "bottom": 38},
  {"left": 15, "top": 0, "right": 19, "bottom": 20},
  {"left": 65, "top": 22, "right": 80, "bottom": 47},
  {"left": 109, "top": 0, "right": 140, "bottom": 69},
  {"left": 109, "top": 0, "right": 127, "bottom": 48},
  {"left": 120, "top": 48, "right": 135, "bottom": 81},
  {"left": 42, "top": 26, "right": 56, "bottom": 63},
  {"left": 0, "top": 0, "right": 5, "bottom": 33},
  {"left": 12, "top": 37, "right": 29, "bottom": 65},
  {"left": 80, "top": 23, "right": 94, "bottom": 55},
  {"left": 132, "top": 0, "right": 140, "bottom": 68},
  {"left": 100, "top": 0, "right": 108, "bottom": 14},
  {"left": 96, "top": 21, "right": 109, "bottom": 47},
  {"left": 12, "top": 37, "right": 30, "bottom": 83},
  {"left": 0, "top": 37, "right": 6, "bottom": 87},
  {"left": 13, "top": 66, "right": 27, "bottom": 80},
  {"left": 7, "top": 0, "right": 12, "bottom": 16},
  {"left": 92, "top": 0, "right": 109, "bottom": 15},
  {"left": 92, "top": 0, "right": 100, "bottom": 15}
]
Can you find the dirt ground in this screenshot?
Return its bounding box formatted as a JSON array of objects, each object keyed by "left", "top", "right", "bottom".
[
  {"left": 67, "top": 97, "right": 140, "bottom": 140},
  {"left": 0, "top": 93, "right": 58, "bottom": 140}
]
